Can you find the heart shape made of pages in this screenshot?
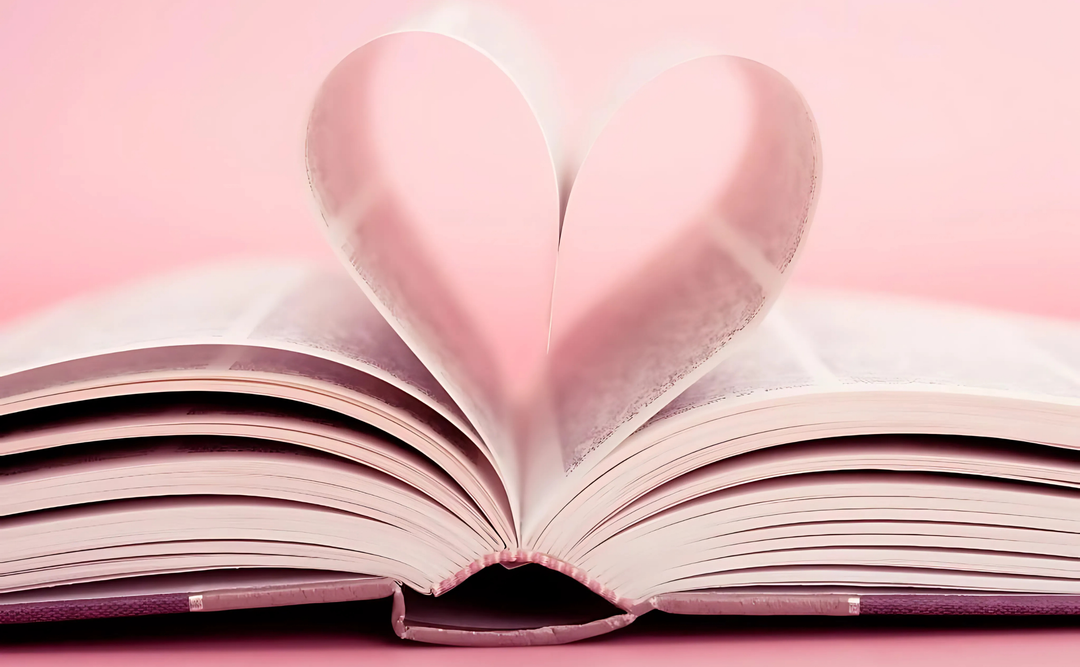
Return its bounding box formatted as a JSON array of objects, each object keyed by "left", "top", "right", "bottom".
[{"left": 306, "top": 22, "right": 819, "bottom": 479}]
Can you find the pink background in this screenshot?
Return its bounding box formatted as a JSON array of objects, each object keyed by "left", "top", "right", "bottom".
[
  {"left": 2, "top": 0, "right": 1079, "bottom": 327},
  {"left": 2, "top": 0, "right": 1079, "bottom": 662},
  {"left": 6, "top": 618, "right": 1080, "bottom": 667}
]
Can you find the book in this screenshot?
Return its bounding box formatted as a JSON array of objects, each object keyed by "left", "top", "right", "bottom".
[{"left": 0, "top": 6, "right": 1078, "bottom": 646}]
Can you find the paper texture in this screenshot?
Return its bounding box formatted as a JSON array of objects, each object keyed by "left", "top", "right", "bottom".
[
  {"left": 651, "top": 291, "right": 1080, "bottom": 425},
  {"left": 2, "top": 4, "right": 1080, "bottom": 647}
]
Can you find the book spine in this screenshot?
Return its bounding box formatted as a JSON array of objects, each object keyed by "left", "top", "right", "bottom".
[
  {"left": 859, "top": 595, "right": 1080, "bottom": 616},
  {"left": 653, "top": 593, "right": 859, "bottom": 616},
  {"left": 433, "top": 548, "right": 636, "bottom": 610},
  {"left": 0, "top": 577, "right": 400, "bottom": 625},
  {"left": 653, "top": 592, "right": 1080, "bottom": 616},
  {"left": 0, "top": 593, "right": 190, "bottom": 624}
]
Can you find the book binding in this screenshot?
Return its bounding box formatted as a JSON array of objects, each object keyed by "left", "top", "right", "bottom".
[{"left": 4, "top": 567, "right": 1080, "bottom": 646}]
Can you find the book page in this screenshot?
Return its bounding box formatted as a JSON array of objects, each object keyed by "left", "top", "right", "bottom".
[
  {"left": 0, "top": 262, "right": 470, "bottom": 433},
  {"left": 528, "top": 291, "right": 1080, "bottom": 551},
  {"left": 0, "top": 352, "right": 513, "bottom": 546},
  {"left": 780, "top": 292, "right": 1080, "bottom": 399},
  {"left": 0, "top": 263, "right": 518, "bottom": 540},
  {"left": 0, "top": 495, "right": 462, "bottom": 594},
  {"left": 651, "top": 290, "right": 1080, "bottom": 426},
  {"left": 0, "top": 262, "right": 306, "bottom": 377},
  {"left": 305, "top": 6, "right": 825, "bottom": 535},
  {"left": 504, "top": 57, "right": 819, "bottom": 539},
  {"left": 586, "top": 473, "right": 1080, "bottom": 601},
  {"left": 566, "top": 434, "right": 1080, "bottom": 565},
  {"left": 541, "top": 55, "right": 820, "bottom": 486},
  {"left": 306, "top": 10, "right": 563, "bottom": 523},
  {"left": 241, "top": 268, "right": 472, "bottom": 431},
  {"left": 0, "top": 434, "right": 499, "bottom": 559}
]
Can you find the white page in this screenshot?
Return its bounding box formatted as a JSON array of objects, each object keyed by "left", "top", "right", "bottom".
[
  {"left": 0, "top": 437, "right": 494, "bottom": 559},
  {"left": 647, "top": 291, "right": 1080, "bottom": 424},
  {"left": 529, "top": 291, "right": 1080, "bottom": 553},
  {"left": 243, "top": 267, "right": 472, "bottom": 428},
  {"left": 0, "top": 497, "right": 459, "bottom": 594},
  {"left": 567, "top": 434, "right": 1080, "bottom": 563},
  {"left": 0, "top": 262, "right": 305, "bottom": 376},
  {"left": 515, "top": 54, "right": 822, "bottom": 542},
  {"left": 0, "top": 262, "right": 473, "bottom": 434},
  {"left": 584, "top": 474, "right": 1080, "bottom": 600},
  {"left": 545, "top": 57, "right": 820, "bottom": 481},
  {"left": 778, "top": 291, "right": 1080, "bottom": 399},
  {"left": 0, "top": 380, "right": 510, "bottom": 546},
  {"left": 0, "top": 262, "right": 517, "bottom": 542},
  {"left": 306, "top": 8, "right": 565, "bottom": 532}
]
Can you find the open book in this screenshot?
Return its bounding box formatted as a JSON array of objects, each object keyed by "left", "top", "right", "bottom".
[{"left": 1, "top": 7, "right": 1079, "bottom": 647}]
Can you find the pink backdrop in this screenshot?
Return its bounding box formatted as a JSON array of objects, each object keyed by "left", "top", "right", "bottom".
[
  {"left": 6, "top": 622, "right": 1080, "bottom": 667},
  {"left": 2, "top": 0, "right": 1080, "bottom": 663},
  {"left": 2, "top": 0, "right": 1079, "bottom": 326}
]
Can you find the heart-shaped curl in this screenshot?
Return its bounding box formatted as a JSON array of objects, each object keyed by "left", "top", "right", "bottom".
[
  {"left": 306, "top": 13, "right": 820, "bottom": 498},
  {"left": 550, "top": 55, "right": 820, "bottom": 470},
  {"left": 306, "top": 27, "right": 561, "bottom": 464}
]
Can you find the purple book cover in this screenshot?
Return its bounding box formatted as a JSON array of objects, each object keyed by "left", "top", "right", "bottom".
[{"left": 3, "top": 568, "right": 1080, "bottom": 646}]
